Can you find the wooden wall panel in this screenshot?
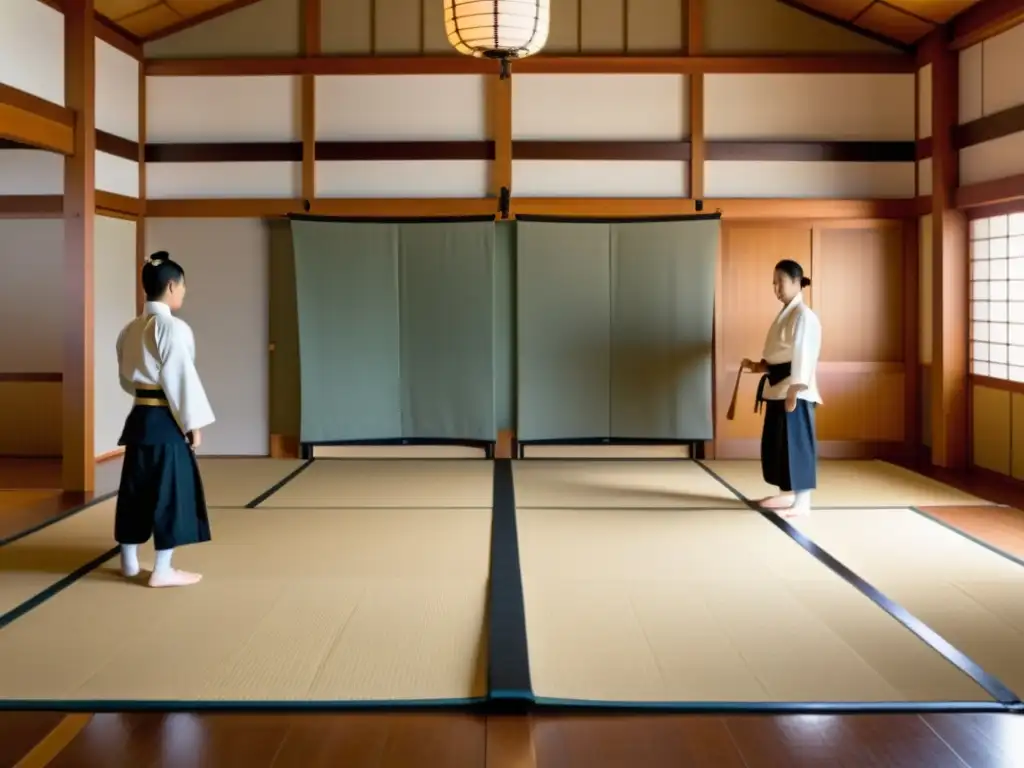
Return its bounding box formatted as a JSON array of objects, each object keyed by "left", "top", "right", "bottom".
[
  {"left": 816, "top": 225, "right": 903, "bottom": 363},
  {"left": 972, "top": 384, "right": 1011, "bottom": 473},
  {"left": 0, "top": 382, "right": 62, "bottom": 457}
]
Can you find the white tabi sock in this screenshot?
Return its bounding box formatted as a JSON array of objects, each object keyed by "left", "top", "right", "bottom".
[
  {"left": 792, "top": 490, "right": 812, "bottom": 509},
  {"left": 154, "top": 548, "right": 174, "bottom": 574},
  {"left": 120, "top": 544, "right": 140, "bottom": 576}
]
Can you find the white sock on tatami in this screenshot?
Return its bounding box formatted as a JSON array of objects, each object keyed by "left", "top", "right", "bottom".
[{"left": 120, "top": 544, "right": 140, "bottom": 577}]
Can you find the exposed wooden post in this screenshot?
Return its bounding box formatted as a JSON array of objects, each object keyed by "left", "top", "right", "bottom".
[
  {"left": 687, "top": 0, "right": 704, "bottom": 201},
  {"left": 136, "top": 56, "right": 146, "bottom": 313},
  {"left": 62, "top": 0, "right": 97, "bottom": 491},
  {"left": 301, "top": 0, "right": 320, "bottom": 207},
  {"left": 689, "top": 0, "right": 713, "bottom": 458},
  {"left": 923, "top": 30, "right": 968, "bottom": 469},
  {"left": 488, "top": 73, "right": 512, "bottom": 203}
]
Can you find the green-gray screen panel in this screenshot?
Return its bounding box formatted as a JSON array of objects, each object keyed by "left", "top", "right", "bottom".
[
  {"left": 398, "top": 221, "right": 496, "bottom": 441},
  {"left": 610, "top": 219, "right": 718, "bottom": 440},
  {"left": 494, "top": 221, "right": 516, "bottom": 432},
  {"left": 291, "top": 220, "right": 402, "bottom": 443},
  {"left": 516, "top": 221, "right": 611, "bottom": 441}
]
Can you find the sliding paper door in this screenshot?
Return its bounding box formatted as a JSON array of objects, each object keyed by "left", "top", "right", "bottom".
[
  {"left": 610, "top": 219, "right": 717, "bottom": 440},
  {"left": 291, "top": 217, "right": 496, "bottom": 445},
  {"left": 516, "top": 221, "right": 612, "bottom": 441}
]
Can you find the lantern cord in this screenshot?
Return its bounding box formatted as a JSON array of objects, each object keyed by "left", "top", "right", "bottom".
[{"left": 500, "top": 58, "right": 511, "bottom": 80}]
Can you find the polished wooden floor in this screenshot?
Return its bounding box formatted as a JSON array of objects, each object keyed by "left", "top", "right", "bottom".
[{"left": 2, "top": 457, "right": 1024, "bottom": 767}]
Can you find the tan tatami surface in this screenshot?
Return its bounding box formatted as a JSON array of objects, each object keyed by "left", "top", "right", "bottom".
[{"left": 0, "top": 456, "right": 1020, "bottom": 712}]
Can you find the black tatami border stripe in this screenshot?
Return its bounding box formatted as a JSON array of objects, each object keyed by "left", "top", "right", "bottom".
[
  {"left": 694, "top": 460, "right": 1024, "bottom": 712},
  {"left": 244, "top": 459, "right": 315, "bottom": 508},
  {"left": 487, "top": 459, "right": 534, "bottom": 708},
  {"left": 0, "top": 546, "right": 120, "bottom": 631},
  {"left": 908, "top": 505, "right": 1024, "bottom": 570},
  {"left": 0, "top": 491, "right": 117, "bottom": 548}
]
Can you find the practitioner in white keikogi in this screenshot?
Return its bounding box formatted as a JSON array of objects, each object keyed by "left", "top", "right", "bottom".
[
  {"left": 113, "top": 252, "right": 215, "bottom": 587},
  {"left": 741, "top": 259, "right": 822, "bottom": 518}
]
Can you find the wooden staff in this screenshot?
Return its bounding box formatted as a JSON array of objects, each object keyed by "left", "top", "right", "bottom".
[{"left": 725, "top": 365, "right": 744, "bottom": 421}]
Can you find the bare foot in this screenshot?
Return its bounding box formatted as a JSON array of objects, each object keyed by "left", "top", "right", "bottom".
[
  {"left": 148, "top": 569, "right": 203, "bottom": 588},
  {"left": 781, "top": 505, "right": 811, "bottom": 519},
  {"left": 757, "top": 494, "right": 795, "bottom": 510}
]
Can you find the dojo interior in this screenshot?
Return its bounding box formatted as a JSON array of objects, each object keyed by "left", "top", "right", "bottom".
[{"left": 3, "top": 0, "right": 1024, "bottom": 763}]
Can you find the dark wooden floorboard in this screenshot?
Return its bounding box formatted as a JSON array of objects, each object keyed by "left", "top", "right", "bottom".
[
  {"left": 42, "top": 713, "right": 487, "bottom": 768},
  {"left": 921, "top": 713, "right": 1024, "bottom": 768},
  {"left": 532, "top": 715, "right": 749, "bottom": 767},
  {"left": 723, "top": 715, "right": 970, "bottom": 768},
  {"left": 0, "top": 710, "right": 65, "bottom": 767},
  {"left": 919, "top": 505, "right": 1024, "bottom": 561}
]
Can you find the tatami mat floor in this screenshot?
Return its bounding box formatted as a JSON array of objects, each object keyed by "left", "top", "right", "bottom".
[{"left": 0, "top": 456, "right": 1021, "bottom": 713}]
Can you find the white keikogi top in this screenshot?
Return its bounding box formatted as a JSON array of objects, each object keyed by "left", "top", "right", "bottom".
[
  {"left": 759, "top": 292, "right": 823, "bottom": 404},
  {"left": 116, "top": 301, "right": 216, "bottom": 434}
]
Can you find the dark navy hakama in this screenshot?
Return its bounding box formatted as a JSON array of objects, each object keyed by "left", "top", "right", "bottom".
[
  {"left": 114, "top": 389, "right": 212, "bottom": 550},
  {"left": 756, "top": 362, "right": 818, "bottom": 493}
]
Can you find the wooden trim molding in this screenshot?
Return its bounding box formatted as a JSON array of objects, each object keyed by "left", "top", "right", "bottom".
[
  {"left": 140, "top": 196, "right": 917, "bottom": 220},
  {"left": 0, "top": 83, "right": 74, "bottom": 155},
  {"left": 0, "top": 195, "right": 64, "bottom": 217},
  {"left": 706, "top": 141, "right": 914, "bottom": 162},
  {"left": 133, "top": 139, "right": 917, "bottom": 164},
  {"left": 0, "top": 372, "right": 63, "bottom": 383},
  {"left": 0, "top": 194, "right": 143, "bottom": 217},
  {"left": 955, "top": 102, "right": 1024, "bottom": 150},
  {"left": 971, "top": 374, "right": 1024, "bottom": 395},
  {"left": 96, "top": 190, "right": 142, "bottom": 217},
  {"left": 951, "top": 0, "right": 1024, "bottom": 50},
  {"left": 956, "top": 173, "right": 1024, "bottom": 210},
  {"left": 144, "top": 54, "right": 916, "bottom": 77},
  {"left": 96, "top": 129, "right": 138, "bottom": 161}
]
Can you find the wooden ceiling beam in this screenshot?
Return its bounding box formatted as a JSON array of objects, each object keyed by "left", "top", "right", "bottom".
[
  {"left": 0, "top": 83, "right": 75, "bottom": 155},
  {"left": 144, "top": 53, "right": 916, "bottom": 77},
  {"left": 950, "top": 0, "right": 1024, "bottom": 49}
]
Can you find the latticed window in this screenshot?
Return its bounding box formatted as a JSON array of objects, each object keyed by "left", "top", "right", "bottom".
[{"left": 970, "top": 212, "right": 1024, "bottom": 381}]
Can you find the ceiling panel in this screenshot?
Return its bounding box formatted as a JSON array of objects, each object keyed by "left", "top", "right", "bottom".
[
  {"left": 95, "top": 0, "right": 249, "bottom": 40},
  {"left": 782, "top": 0, "right": 987, "bottom": 47}
]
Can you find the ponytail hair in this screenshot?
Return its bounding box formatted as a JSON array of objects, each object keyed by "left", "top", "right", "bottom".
[
  {"left": 775, "top": 259, "right": 811, "bottom": 289},
  {"left": 141, "top": 251, "right": 185, "bottom": 301}
]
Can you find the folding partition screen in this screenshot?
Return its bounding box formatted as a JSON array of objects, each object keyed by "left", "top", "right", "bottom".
[
  {"left": 290, "top": 216, "right": 497, "bottom": 446},
  {"left": 516, "top": 215, "right": 720, "bottom": 443}
]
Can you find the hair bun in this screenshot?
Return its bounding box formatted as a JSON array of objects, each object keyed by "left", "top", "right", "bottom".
[
  {"left": 801, "top": 276, "right": 812, "bottom": 288},
  {"left": 146, "top": 250, "right": 170, "bottom": 266}
]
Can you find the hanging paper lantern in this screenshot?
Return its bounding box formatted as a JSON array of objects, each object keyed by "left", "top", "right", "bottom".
[{"left": 444, "top": 0, "right": 550, "bottom": 62}]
